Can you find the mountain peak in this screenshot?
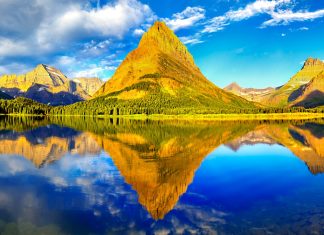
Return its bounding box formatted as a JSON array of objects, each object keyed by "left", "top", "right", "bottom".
[
  {"left": 92, "top": 21, "right": 255, "bottom": 111},
  {"left": 137, "top": 21, "right": 195, "bottom": 67},
  {"left": 303, "top": 58, "right": 324, "bottom": 68},
  {"left": 225, "top": 82, "right": 241, "bottom": 90}
]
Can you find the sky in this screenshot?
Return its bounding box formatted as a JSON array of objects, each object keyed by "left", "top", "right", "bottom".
[{"left": 0, "top": 0, "right": 323, "bottom": 88}]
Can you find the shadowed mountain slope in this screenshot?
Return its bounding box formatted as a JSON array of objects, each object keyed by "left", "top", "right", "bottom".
[{"left": 0, "top": 90, "right": 12, "bottom": 100}]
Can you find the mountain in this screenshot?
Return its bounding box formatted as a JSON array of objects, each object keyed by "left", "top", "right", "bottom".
[
  {"left": 290, "top": 72, "right": 324, "bottom": 108},
  {"left": 85, "top": 21, "right": 255, "bottom": 114},
  {"left": 224, "top": 58, "right": 324, "bottom": 108},
  {"left": 224, "top": 82, "right": 274, "bottom": 103},
  {"left": 265, "top": 58, "right": 324, "bottom": 106},
  {"left": 0, "top": 90, "right": 12, "bottom": 100},
  {"left": 72, "top": 77, "right": 104, "bottom": 96},
  {"left": 0, "top": 65, "right": 103, "bottom": 106}
]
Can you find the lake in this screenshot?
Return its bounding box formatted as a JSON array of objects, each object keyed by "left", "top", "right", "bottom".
[{"left": 0, "top": 116, "right": 323, "bottom": 234}]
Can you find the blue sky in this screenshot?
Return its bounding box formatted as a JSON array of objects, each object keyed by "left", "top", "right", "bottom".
[{"left": 0, "top": 0, "right": 323, "bottom": 88}]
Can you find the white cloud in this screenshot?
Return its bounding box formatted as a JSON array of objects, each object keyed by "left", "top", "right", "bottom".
[
  {"left": 281, "top": 33, "right": 286, "bottom": 36},
  {"left": 202, "top": 0, "right": 324, "bottom": 33},
  {"left": 202, "top": 16, "right": 228, "bottom": 33},
  {"left": 262, "top": 9, "right": 324, "bottom": 27},
  {"left": 0, "top": 62, "right": 32, "bottom": 75},
  {"left": 37, "top": 0, "right": 155, "bottom": 49},
  {"left": 180, "top": 35, "right": 204, "bottom": 45},
  {"left": 203, "top": 0, "right": 291, "bottom": 33},
  {"left": 69, "top": 62, "right": 118, "bottom": 78},
  {"left": 56, "top": 56, "right": 77, "bottom": 66},
  {"left": 133, "top": 28, "right": 145, "bottom": 37},
  {"left": 0, "top": 0, "right": 155, "bottom": 58},
  {"left": 0, "top": 37, "right": 30, "bottom": 57},
  {"left": 163, "top": 7, "right": 206, "bottom": 31},
  {"left": 298, "top": 27, "right": 309, "bottom": 31},
  {"left": 226, "top": 0, "right": 290, "bottom": 21}
]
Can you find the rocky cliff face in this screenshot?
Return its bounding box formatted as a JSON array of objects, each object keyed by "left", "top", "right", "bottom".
[
  {"left": 93, "top": 21, "right": 255, "bottom": 110},
  {"left": 0, "top": 65, "right": 103, "bottom": 105}
]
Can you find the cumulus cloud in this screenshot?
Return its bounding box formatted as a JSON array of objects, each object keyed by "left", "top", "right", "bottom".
[
  {"left": 0, "top": 0, "right": 155, "bottom": 58},
  {"left": 37, "top": 0, "right": 155, "bottom": 46},
  {"left": 133, "top": 29, "right": 145, "bottom": 37},
  {"left": 163, "top": 7, "right": 206, "bottom": 31},
  {"left": 0, "top": 38, "right": 30, "bottom": 57}
]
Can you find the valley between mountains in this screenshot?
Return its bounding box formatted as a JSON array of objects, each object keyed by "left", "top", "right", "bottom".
[{"left": 0, "top": 21, "right": 323, "bottom": 117}]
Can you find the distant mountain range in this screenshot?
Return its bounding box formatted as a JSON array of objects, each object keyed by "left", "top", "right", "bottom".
[
  {"left": 0, "top": 21, "right": 323, "bottom": 113},
  {"left": 224, "top": 82, "right": 275, "bottom": 103},
  {"left": 225, "top": 58, "right": 324, "bottom": 108},
  {"left": 0, "top": 64, "right": 103, "bottom": 106}
]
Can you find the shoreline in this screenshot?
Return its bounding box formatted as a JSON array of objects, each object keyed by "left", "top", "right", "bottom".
[{"left": 2, "top": 112, "right": 324, "bottom": 121}]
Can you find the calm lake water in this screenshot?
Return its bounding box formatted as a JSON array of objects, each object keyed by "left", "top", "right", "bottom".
[{"left": 0, "top": 116, "right": 324, "bottom": 234}]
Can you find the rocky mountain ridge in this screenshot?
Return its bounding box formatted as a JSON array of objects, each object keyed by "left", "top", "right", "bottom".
[
  {"left": 0, "top": 64, "right": 103, "bottom": 105},
  {"left": 224, "top": 82, "right": 275, "bottom": 103}
]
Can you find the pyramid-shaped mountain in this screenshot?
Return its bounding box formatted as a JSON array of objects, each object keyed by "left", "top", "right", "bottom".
[
  {"left": 0, "top": 65, "right": 103, "bottom": 105},
  {"left": 92, "top": 21, "right": 255, "bottom": 113}
]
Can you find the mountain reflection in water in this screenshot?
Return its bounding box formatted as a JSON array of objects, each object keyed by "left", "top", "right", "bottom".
[{"left": 0, "top": 116, "right": 323, "bottom": 234}]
